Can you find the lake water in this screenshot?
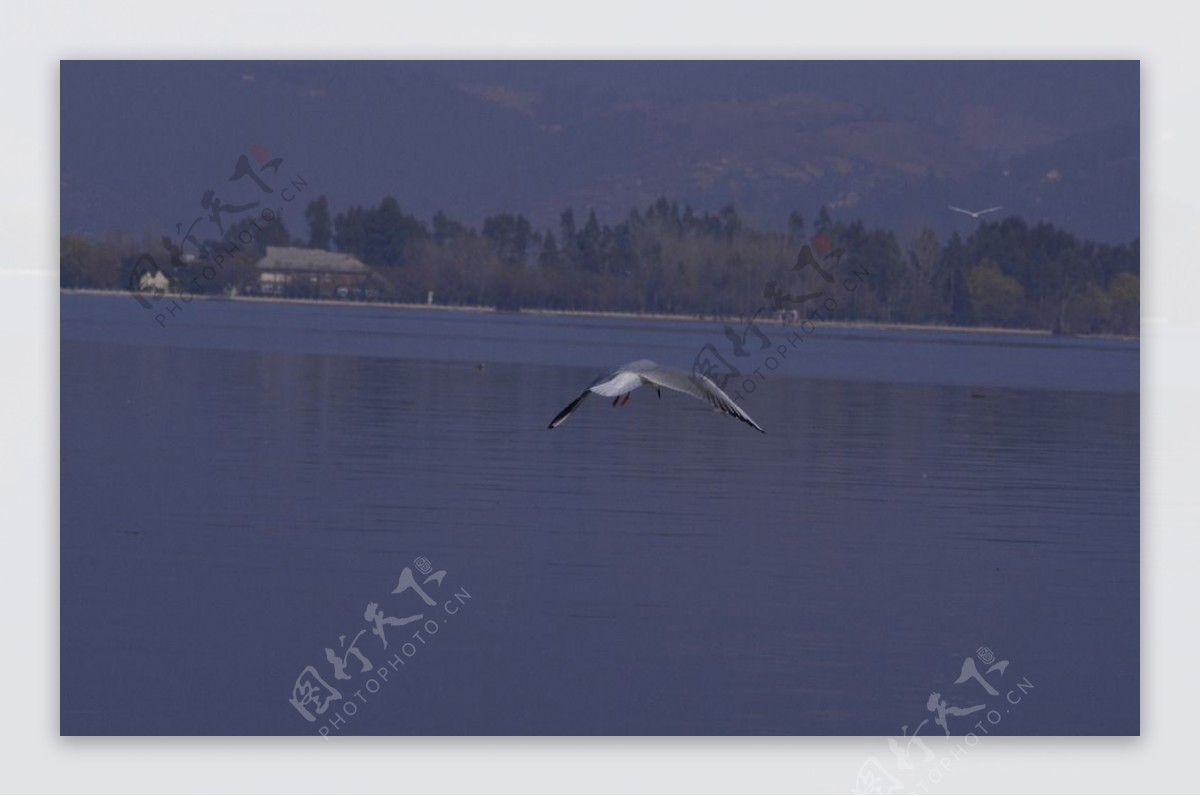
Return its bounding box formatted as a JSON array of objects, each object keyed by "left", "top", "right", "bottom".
[{"left": 60, "top": 293, "right": 1139, "bottom": 735}]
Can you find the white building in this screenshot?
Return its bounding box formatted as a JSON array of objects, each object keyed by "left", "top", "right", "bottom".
[{"left": 138, "top": 270, "right": 170, "bottom": 292}]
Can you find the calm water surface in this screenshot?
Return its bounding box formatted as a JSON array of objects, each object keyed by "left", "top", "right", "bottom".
[{"left": 60, "top": 294, "right": 1139, "bottom": 735}]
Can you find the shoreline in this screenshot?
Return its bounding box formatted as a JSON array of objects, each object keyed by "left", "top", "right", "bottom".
[{"left": 60, "top": 288, "right": 1139, "bottom": 341}]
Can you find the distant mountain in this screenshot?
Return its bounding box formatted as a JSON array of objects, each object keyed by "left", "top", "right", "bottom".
[{"left": 60, "top": 61, "right": 1139, "bottom": 246}]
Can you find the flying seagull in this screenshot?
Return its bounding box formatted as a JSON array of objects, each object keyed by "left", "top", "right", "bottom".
[
  {"left": 548, "top": 359, "right": 765, "bottom": 434},
  {"left": 949, "top": 205, "right": 1003, "bottom": 219}
]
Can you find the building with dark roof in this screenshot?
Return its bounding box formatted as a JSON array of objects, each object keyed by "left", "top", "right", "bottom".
[{"left": 255, "top": 246, "right": 373, "bottom": 298}]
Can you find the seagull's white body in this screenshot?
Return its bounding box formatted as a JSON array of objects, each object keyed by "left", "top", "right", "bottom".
[
  {"left": 548, "top": 359, "right": 765, "bottom": 434},
  {"left": 949, "top": 205, "right": 1003, "bottom": 219}
]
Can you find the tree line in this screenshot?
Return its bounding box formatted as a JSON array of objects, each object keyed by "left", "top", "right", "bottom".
[{"left": 60, "top": 195, "right": 1139, "bottom": 336}]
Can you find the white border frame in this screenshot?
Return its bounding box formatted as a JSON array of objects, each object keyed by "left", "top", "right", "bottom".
[{"left": 5, "top": 1, "right": 1195, "bottom": 792}]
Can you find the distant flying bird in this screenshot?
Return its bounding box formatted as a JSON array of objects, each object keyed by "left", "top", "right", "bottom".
[
  {"left": 949, "top": 205, "right": 1003, "bottom": 219},
  {"left": 548, "top": 359, "right": 765, "bottom": 434}
]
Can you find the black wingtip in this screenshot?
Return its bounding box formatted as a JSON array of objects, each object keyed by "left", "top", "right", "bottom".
[{"left": 548, "top": 389, "right": 590, "bottom": 430}]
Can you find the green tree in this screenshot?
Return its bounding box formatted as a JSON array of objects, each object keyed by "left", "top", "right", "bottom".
[
  {"left": 1062, "top": 281, "right": 1113, "bottom": 335},
  {"left": 577, "top": 209, "right": 603, "bottom": 272},
  {"left": 1107, "top": 272, "right": 1139, "bottom": 336},
  {"left": 904, "top": 228, "right": 942, "bottom": 323},
  {"left": 537, "top": 231, "right": 562, "bottom": 269},
  {"left": 305, "top": 195, "right": 332, "bottom": 250},
  {"left": 60, "top": 235, "right": 107, "bottom": 288},
  {"left": 482, "top": 213, "right": 533, "bottom": 267},
  {"left": 966, "top": 258, "right": 1025, "bottom": 327},
  {"left": 432, "top": 211, "right": 466, "bottom": 245},
  {"left": 333, "top": 205, "right": 367, "bottom": 257}
]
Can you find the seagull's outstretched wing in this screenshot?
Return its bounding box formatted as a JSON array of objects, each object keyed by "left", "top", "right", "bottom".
[
  {"left": 634, "top": 362, "right": 765, "bottom": 434},
  {"left": 977, "top": 206, "right": 1003, "bottom": 216},
  {"left": 547, "top": 367, "right": 643, "bottom": 429},
  {"left": 547, "top": 388, "right": 592, "bottom": 429},
  {"left": 948, "top": 205, "right": 975, "bottom": 217}
]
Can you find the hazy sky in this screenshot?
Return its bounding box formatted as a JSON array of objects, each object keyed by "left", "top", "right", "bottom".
[{"left": 60, "top": 61, "right": 1139, "bottom": 244}]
